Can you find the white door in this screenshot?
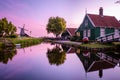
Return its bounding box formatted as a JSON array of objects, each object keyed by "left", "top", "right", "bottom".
[{"left": 100, "top": 28, "right": 105, "bottom": 37}]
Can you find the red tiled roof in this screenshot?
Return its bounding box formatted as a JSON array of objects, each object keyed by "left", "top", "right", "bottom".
[
  {"left": 67, "top": 28, "right": 77, "bottom": 36},
  {"left": 88, "top": 14, "right": 120, "bottom": 28}
]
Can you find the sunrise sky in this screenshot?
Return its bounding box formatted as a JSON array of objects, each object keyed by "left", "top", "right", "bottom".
[{"left": 0, "top": 0, "right": 120, "bottom": 37}]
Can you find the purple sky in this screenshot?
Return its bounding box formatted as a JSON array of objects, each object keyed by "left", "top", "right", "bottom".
[{"left": 0, "top": 0, "right": 120, "bottom": 37}]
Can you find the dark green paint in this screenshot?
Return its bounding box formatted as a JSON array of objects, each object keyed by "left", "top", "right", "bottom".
[
  {"left": 105, "top": 28, "right": 114, "bottom": 34},
  {"left": 76, "top": 14, "right": 118, "bottom": 40}
]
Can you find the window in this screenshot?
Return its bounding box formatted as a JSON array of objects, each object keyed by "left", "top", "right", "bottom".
[
  {"left": 88, "top": 30, "right": 91, "bottom": 37},
  {"left": 76, "top": 32, "right": 80, "bottom": 36},
  {"left": 85, "top": 19, "right": 88, "bottom": 27},
  {"left": 100, "top": 28, "right": 105, "bottom": 37},
  {"left": 83, "top": 30, "right": 86, "bottom": 37}
]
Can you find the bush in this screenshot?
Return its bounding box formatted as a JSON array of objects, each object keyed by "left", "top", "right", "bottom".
[
  {"left": 70, "top": 36, "right": 82, "bottom": 42},
  {"left": 70, "top": 36, "right": 77, "bottom": 41},
  {"left": 9, "top": 34, "right": 18, "bottom": 38}
]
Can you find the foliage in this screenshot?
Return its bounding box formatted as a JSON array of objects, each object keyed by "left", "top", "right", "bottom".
[
  {"left": 9, "top": 34, "right": 18, "bottom": 38},
  {"left": 0, "top": 47, "right": 17, "bottom": 64},
  {"left": 47, "top": 45, "right": 66, "bottom": 66},
  {"left": 11, "top": 38, "right": 43, "bottom": 48},
  {"left": 46, "top": 16, "right": 66, "bottom": 37},
  {"left": 0, "top": 42, "right": 4, "bottom": 50},
  {"left": 70, "top": 35, "right": 82, "bottom": 42},
  {"left": 0, "top": 17, "right": 17, "bottom": 38}
]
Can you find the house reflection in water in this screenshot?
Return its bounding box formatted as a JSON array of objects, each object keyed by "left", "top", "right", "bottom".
[
  {"left": 55, "top": 44, "right": 120, "bottom": 78},
  {"left": 76, "top": 50, "right": 120, "bottom": 78},
  {"left": 61, "top": 44, "right": 76, "bottom": 54}
]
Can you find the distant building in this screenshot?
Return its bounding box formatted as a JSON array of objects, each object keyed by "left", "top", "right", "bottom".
[
  {"left": 76, "top": 7, "right": 120, "bottom": 40},
  {"left": 61, "top": 28, "right": 77, "bottom": 40}
]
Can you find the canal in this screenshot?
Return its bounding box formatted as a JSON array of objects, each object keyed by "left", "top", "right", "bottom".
[{"left": 0, "top": 43, "right": 120, "bottom": 80}]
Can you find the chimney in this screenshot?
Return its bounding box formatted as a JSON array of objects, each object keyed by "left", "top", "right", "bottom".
[{"left": 99, "top": 7, "right": 103, "bottom": 16}]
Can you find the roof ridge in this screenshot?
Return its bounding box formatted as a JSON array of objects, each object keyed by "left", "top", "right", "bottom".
[
  {"left": 87, "top": 13, "right": 120, "bottom": 28},
  {"left": 87, "top": 13, "right": 115, "bottom": 17}
]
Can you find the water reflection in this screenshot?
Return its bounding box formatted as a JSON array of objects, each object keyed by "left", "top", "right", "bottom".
[
  {"left": 0, "top": 47, "right": 17, "bottom": 64},
  {"left": 76, "top": 49, "right": 120, "bottom": 78},
  {"left": 47, "top": 45, "right": 66, "bottom": 66},
  {"left": 61, "top": 44, "right": 120, "bottom": 79}
]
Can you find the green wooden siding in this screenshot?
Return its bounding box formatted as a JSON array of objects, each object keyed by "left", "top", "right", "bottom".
[
  {"left": 89, "top": 29, "right": 95, "bottom": 40},
  {"left": 80, "top": 31, "right": 83, "bottom": 39},
  {"left": 76, "top": 14, "right": 118, "bottom": 41},
  {"left": 105, "top": 28, "right": 114, "bottom": 34},
  {"left": 76, "top": 14, "right": 95, "bottom": 40},
  {"left": 94, "top": 27, "right": 100, "bottom": 39}
]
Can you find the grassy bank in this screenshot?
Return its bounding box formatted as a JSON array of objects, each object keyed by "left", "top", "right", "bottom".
[
  {"left": 53, "top": 40, "right": 115, "bottom": 49},
  {"left": 0, "top": 42, "right": 3, "bottom": 51},
  {"left": 9, "top": 37, "right": 43, "bottom": 48},
  {"left": 0, "top": 37, "right": 43, "bottom": 49},
  {"left": 80, "top": 43, "right": 113, "bottom": 49}
]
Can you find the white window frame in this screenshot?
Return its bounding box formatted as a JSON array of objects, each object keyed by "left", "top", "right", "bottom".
[
  {"left": 100, "top": 28, "right": 105, "bottom": 37},
  {"left": 88, "top": 29, "right": 90, "bottom": 37},
  {"left": 85, "top": 19, "right": 88, "bottom": 27},
  {"left": 83, "top": 30, "right": 86, "bottom": 37}
]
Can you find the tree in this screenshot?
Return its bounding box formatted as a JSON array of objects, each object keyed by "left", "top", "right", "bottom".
[
  {"left": 46, "top": 16, "right": 66, "bottom": 37},
  {"left": 0, "top": 17, "right": 17, "bottom": 37},
  {"left": 0, "top": 18, "right": 8, "bottom": 37},
  {"left": 0, "top": 46, "right": 17, "bottom": 64},
  {"left": 7, "top": 22, "right": 17, "bottom": 36},
  {"left": 47, "top": 45, "right": 66, "bottom": 66}
]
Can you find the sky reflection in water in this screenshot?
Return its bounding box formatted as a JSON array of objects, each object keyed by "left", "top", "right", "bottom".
[{"left": 0, "top": 43, "right": 120, "bottom": 80}]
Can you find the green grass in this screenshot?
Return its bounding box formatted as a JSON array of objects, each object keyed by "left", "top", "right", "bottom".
[
  {"left": 0, "top": 42, "right": 3, "bottom": 51},
  {"left": 0, "top": 42, "right": 3, "bottom": 47},
  {"left": 9, "top": 37, "right": 43, "bottom": 48},
  {"left": 112, "top": 42, "right": 120, "bottom": 45},
  {"left": 80, "top": 43, "right": 113, "bottom": 48}
]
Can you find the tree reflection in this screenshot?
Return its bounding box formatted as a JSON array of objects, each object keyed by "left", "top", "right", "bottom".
[
  {"left": 47, "top": 45, "right": 66, "bottom": 66},
  {"left": 0, "top": 47, "right": 17, "bottom": 64}
]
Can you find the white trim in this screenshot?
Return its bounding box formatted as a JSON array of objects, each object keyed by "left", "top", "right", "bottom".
[
  {"left": 100, "top": 28, "right": 105, "bottom": 37},
  {"left": 114, "top": 28, "right": 119, "bottom": 38},
  {"left": 66, "top": 47, "right": 72, "bottom": 53},
  {"left": 83, "top": 30, "right": 86, "bottom": 37},
  {"left": 75, "top": 14, "right": 87, "bottom": 32},
  {"left": 87, "top": 61, "right": 95, "bottom": 72},
  {"left": 87, "top": 14, "right": 95, "bottom": 27},
  {"left": 66, "top": 29, "right": 72, "bottom": 36},
  {"left": 75, "top": 23, "right": 81, "bottom": 33},
  {"left": 88, "top": 29, "right": 91, "bottom": 37}
]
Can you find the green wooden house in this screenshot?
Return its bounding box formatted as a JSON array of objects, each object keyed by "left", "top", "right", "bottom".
[{"left": 76, "top": 7, "right": 120, "bottom": 40}]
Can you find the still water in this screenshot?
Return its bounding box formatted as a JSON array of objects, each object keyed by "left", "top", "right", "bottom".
[{"left": 0, "top": 43, "right": 120, "bottom": 80}]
